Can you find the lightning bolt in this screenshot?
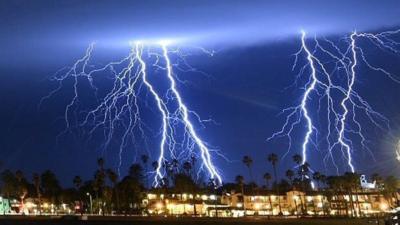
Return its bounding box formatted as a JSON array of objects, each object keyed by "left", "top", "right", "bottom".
[
  {"left": 336, "top": 33, "right": 357, "bottom": 173},
  {"left": 159, "top": 44, "right": 222, "bottom": 186},
  {"left": 134, "top": 42, "right": 169, "bottom": 186},
  {"left": 299, "top": 30, "right": 318, "bottom": 165},
  {"left": 41, "top": 40, "right": 223, "bottom": 187},
  {"left": 269, "top": 29, "right": 399, "bottom": 174}
]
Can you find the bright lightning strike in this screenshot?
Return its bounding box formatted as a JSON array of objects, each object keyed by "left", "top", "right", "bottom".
[
  {"left": 336, "top": 33, "right": 357, "bottom": 173},
  {"left": 159, "top": 44, "right": 222, "bottom": 186},
  {"left": 299, "top": 30, "right": 318, "bottom": 165},
  {"left": 41, "top": 40, "right": 223, "bottom": 187},
  {"left": 269, "top": 29, "right": 400, "bottom": 174}
]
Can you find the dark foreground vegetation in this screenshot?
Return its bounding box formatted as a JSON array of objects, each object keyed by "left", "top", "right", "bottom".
[{"left": 2, "top": 154, "right": 398, "bottom": 215}]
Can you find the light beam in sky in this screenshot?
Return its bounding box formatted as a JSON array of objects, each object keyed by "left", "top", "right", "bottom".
[{"left": 41, "top": 40, "right": 223, "bottom": 187}]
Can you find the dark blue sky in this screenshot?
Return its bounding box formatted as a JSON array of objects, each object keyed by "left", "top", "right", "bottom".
[{"left": 1, "top": 0, "right": 400, "bottom": 186}]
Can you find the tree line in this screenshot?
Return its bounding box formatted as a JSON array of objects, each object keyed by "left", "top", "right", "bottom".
[
  {"left": 0, "top": 153, "right": 398, "bottom": 216},
  {"left": 0, "top": 155, "right": 213, "bottom": 215},
  {"left": 235, "top": 153, "right": 399, "bottom": 216}
]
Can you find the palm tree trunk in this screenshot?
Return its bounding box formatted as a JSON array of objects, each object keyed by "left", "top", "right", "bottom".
[
  {"left": 249, "top": 168, "right": 255, "bottom": 195},
  {"left": 354, "top": 188, "right": 361, "bottom": 217},
  {"left": 312, "top": 200, "right": 317, "bottom": 216},
  {"left": 301, "top": 181, "right": 308, "bottom": 215},
  {"left": 241, "top": 184, "right": 246, "bottom": 216},
  {"left": 191, "top": 190, "right": 197, "bottom": 217},
  {"left": 299, "top": 195, "right": 305, "bottom": 215},
  {"left": 348, "top": 191, "right": 354, "bottom": 217},
  {"left": 273, "top": 165, "right": 282, "bottom": 215},
  {"left": 268, "top": 196, "right": 273, "bottom": 216},
  {"left": 36, "top": 188, "right": 41, "bottom": 215}
]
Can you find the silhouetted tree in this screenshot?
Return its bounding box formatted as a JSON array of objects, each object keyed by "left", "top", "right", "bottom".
[
  {"left": 268, "top": 153, "right": 282, "bottom": 215},
  {"left": 182, "top": 161, "right": 192, "bottom": 177},
  {"left": 33, "top": 173, "right": 42, "bottom": 214},
  {"left": 174, "top": 173, "right": 197, "bottom": 215},
  {"left": 383, "top": 176, "right": 399, "bottom": 207},
  {"left": 313, "top": 171, "right": 322, "bottom": 190},
  {"left": 235, "top": 175, "right": 245, "bottom": 212},
  {"left": 286, "top": 169, "right": 295, "bottom": 188},
  {"left": 118, "top": 164, "right": 144, "bottom": 215},
  {"left": 107, "top": 169, "right": 120, "bottom": 212},
  {"left": 41, "top": 170, "right": 61, "bottom": 205},
  {"left": 73, "top": 176, "right": 83, "bottom": 214},
  {"left": 1, "top": 170, "right": 18, "bottom": 200},
  {"left": 263, "top": 172, "right": 272, "bottom": 190},
  {"left": 140, "top": 154, "right": 149, "bottom": 188},
  {"left": 242, "top": 156, "right": 254, "bottom": 182}
]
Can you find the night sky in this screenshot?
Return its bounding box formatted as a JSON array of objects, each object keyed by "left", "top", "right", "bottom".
[{"left": 1, "top": 0, "right": 400, "bottom": 186}]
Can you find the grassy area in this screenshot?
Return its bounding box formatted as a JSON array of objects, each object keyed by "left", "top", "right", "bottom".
[{"left": 0, "top": 216, "right": 384, "bottom": 225}]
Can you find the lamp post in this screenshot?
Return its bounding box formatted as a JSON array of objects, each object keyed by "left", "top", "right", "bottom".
[{"left": 86, "top": 193, "right": 93, "bottom": 215}]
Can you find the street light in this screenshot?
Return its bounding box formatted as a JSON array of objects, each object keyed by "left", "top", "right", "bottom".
[{"left": 86, "top": 193, "right": 93, "bottom": 215}]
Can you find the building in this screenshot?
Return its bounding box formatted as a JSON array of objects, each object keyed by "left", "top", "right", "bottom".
[
  {"left": 220, "top": 190, "right": 328, "bottom": 216},
  {"left": 143, "top": 189, "right": 399, "bottom": 217},
  {"left": 144, "top": 192, "right": 231, "bottom": 217}
]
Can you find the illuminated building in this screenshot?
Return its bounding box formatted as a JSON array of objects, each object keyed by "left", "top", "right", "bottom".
[{"left": 143, "top": 189, "right": 399, "bottom": 217}]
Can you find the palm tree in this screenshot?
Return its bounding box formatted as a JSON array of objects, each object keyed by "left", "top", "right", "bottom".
[
  {"left": 242, "top": 156, "right": 254, "bottom": 182},
  {"left": 267, "top": 153, "right": 282, "bottom": 215},
  {"left": 235, "top": 175, "right": 245, "bottom": 212},
  {"left": 151, "top": 161, "right": 159, "bottom": 179},
  {"left": 40, "top": 170, "right": 61, "bottom": 214},
  {"left": 129, "top": 163, "right": 144, "bottom": 181},
  {"left": 94, "top": 174, "right": 105, "bottom": 214},
  {"left": 15, "top": 170, "right": 27, "bottom": 208},
  {"left": 286, "top": 169, "right": 295, "bottom": 188},
  {"left": 73, "top": 176, "right": 82, "bottom": 189},
  {"left": 1, "top": 170, "right": 17, "bottom": 202},
  {"left": 298, "top": 162, "right": 310, "bottom": 185},
  {"left": 182, "top": 161, "right": 192, "bottom": 177},
  {"left": 313, "top": 171, "right": 322, "bottom": 190},
  {"left": 95, "top": 157, "right": 106, "bottom": 213},
  {"left": 107, "top": 169, "right": 120, "bottom": 213},
  {"left": 383, "top": 176, "right": 399, "bottom": 207},
  {"left": 171, "top": 158, "right": 179, "bottom": 174},
  {"left": 140, "top": 154, "right": 149, "bottom": 188},
  {"left": 263, "top": 173, "right": 272, "bottom": 190},
  {"left": 371, "top": 173, "right": 384, "bottom": 210},
  {"left": 97, "top": 158, "right": 105, "bottom": 171},
  {"left": 165, "top": 161, "right": 174, "bottom": 184},
  {"left": 33, "top": 173, "right": 41, "bottom": 215},
  {"left": 298, "top": 162, "right": 311, "bottom": 215},
  {"left": 343, "top": 172, "right": 359, "bottom": 217},
  {"left": 327, "top": 176, "right": 347, "bottom": 216},
  {"left": 293, "top": 154, "right": 302, "bottom": 166},
  {"left": 73, "top": 176, "right": 83, "bottom": 214},
  {"left": 320, "top": 174, "right": 327, "bottom": 187}
]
